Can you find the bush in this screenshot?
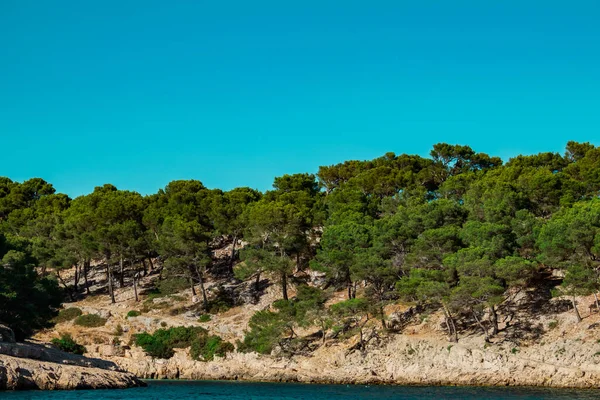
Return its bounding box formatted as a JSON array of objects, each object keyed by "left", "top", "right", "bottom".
[
  {"left": 74, "top": 314, "right": 107, "bottom": 327},
  {"left": 238, "top": 310, "right": 285, "bottom": 354},
  {"left": 113, "top": 324, "right": 124, "bottom": 336},
  {"left": 133, "top": 326, "right": 232, "bottom": 361},
  {"left": 127, "top": 310, "right": 141, "bottom": 318},
  {"left": 53, "top": 308, "right": 83, "bottom": 323},
  {"left": 190, "top": 335, "right": 234, "bottom": 361},
  {"left": 51, "top": 334, "right": 86, "bottom": 355},
  {"left": 148, "top": 341, "right": 174, "bottom": 359},
  {"left": 198, "top": 314, "right": 211, "bottom": 323}
]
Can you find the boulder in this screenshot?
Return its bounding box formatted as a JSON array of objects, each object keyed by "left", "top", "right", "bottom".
[{"left": 0, "top": 324, "right": 15, "bottom": 343}]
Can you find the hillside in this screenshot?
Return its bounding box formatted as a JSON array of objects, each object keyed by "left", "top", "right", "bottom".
[
  {"left": 33, "top": 259, "right": 600, "bottom": 388},
  {"left": 2, "top": 142, "right": 600, "bottom": 388}
]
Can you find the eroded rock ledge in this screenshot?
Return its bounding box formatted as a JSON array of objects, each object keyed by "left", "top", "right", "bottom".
[
  {"left": 0, "top": 340, "right": 145, "bottom": 390},
  {"left": 0, "top": 354, "right": 144, "bottom": 390}
]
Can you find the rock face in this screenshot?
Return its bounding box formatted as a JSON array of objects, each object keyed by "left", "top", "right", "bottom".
[
  {"left": 0, "top": 325, "right": 15, "bottom": 343},
  {"left": 95, "top": 334, "right": 600, "bottom": 389},
  {"left": 0, "top": 354, "right": 143, "bottom": 390},
  {"left": 0, "top": 326, "right": 144, "bottom": 391}
]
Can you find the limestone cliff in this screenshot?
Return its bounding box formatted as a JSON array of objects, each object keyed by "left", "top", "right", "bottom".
[{"left": 0, "top": 338, "right": 145, "bottom": 390}]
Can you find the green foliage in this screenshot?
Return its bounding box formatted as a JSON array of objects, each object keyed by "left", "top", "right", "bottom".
[
  {"left": 330, "top": 297, "right": 371, "bottom": 317},
  {"left": 133, "top": 326, "right": 232, "bottom": 361},
  {"left": 54, "top": 307, "right": 83, "bottom": 323},
  {"left": 127, "top": 310, "right": 141, "bottom": 318},
  {"left": 190, "top": 335, "right": 234, "bottom": 361},
  {"left": 239, "top": 286, "right": 331, "bottom": 354},
  {"left": 0, "top": 233, "right": 62, "bottom": 340},
  {"left": 51, "top": 333, "right": 86, "bottom": 355},
  {"left": 74, "top": 314, "right": 107, "bottom": 328},
  {"left": 2, "top": 141, "right": 600, "bottom": 345},
  {"left": 207, "top": 286, "right": 234, "bottom": 314},
  {"left": 238, "top": 310, "right": 286, "bottom": 354},
  {"left": 157, "top": 277, "right": 190, "bottom": 295},
  {"left": 198, "top": 314, "right": 211, "bottom": 322}
]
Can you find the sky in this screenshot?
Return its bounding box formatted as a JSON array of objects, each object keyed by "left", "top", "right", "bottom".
[{"left": 1, "top": 1, "right": 599, "bottom": 197}]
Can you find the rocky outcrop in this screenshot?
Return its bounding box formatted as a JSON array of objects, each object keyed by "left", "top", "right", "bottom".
[
  {"left": 0, "top": 354, "right": 143, "bottom": 390},
  {"left": 93, "top": 333, "right": 600, "bottom": 388},
  {"left": 0, "top": 325, "right": 15, "bottom": 343},
  {"left": 0, "top": 326, "right": 144, "bottom": 391}
]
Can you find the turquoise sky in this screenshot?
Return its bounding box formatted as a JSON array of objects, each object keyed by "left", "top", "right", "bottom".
[{"left": 1, "top": 1, "right": 599, "bottom": 197}]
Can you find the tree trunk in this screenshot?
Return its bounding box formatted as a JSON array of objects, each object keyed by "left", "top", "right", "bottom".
[
  {"left": 255, "top": 271, "right": 261, "bottom": 292},
  {"left": 442, "top": 304, "right": 458, "bottom": 342},
  {"left": 489, "top": 305, "right": 499, "bottom": 335},
  {"left": 189, "top": 274, "right": 197, "bottom": 296},
  {"left": 359, "top": 327, "right": 364, "bottom": 352},
  {"left": 472, "top": 307, "right": 489, "bottom": 342},
  {"left": 107, "top": 265, "right": 116, "bottom": 304},
  {"left": 228, "top": 235, "right": 237, "bottom": 275},
  {"left": 296, "top": 253, "right": 301, "bottom": 273},
  {"left": 56, "top": 270, "right": 74, "bottom": 302},
  {"left": 131, "top": 260, "right": 139, "bottom": 302},
  {"left": 148, "top": 257, "right": 154, "bottom": 271},
  {"left": 379, "top": 305, "right": 386, "bottom": 329},
  {"left": 572, "top": 296, "right": 582, "bottom": 322},
  {"left": 142, "top": 259, "right": 148, "bottom": 277},
  {"left": 281, "top": 271, "right": 288, "bottom": 301},
  {"left": 83, "top": 259, "right": 90, "bottom": 295},
  {"left": 347, "top": 280, "right": 353, "bottom": 299},
  {"left": 197, "top": 268, "right": 209, "bottom": 310},
  {"left": 595, "top": 293, "right": 600, "bottom": 312},
  {"left": 73, "top": 264, "right": 79, "bottom": 293},
  {"left": 119, "top": 256, "right": 125, "bottom": 288}
]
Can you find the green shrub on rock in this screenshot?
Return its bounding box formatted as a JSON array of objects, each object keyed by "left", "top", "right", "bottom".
[
  {"left": 51, "top": 333, "right": 86, "bottom": 355},
  {"left": 74, "top": 314, "right": 107, "bottom": 327},
  {"left": 133, "top": 326, "right": 232, "bottom": 361},
  {"left": 190, "top": 335, "right": 234, "bottom": 361},
  {"left": 198, "top": 314, "right": 211, "bottom": 323}
]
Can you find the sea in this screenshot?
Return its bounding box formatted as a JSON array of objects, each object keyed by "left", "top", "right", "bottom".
[{"left": 1, "top": 380, "right": 598, "bottom": 399}]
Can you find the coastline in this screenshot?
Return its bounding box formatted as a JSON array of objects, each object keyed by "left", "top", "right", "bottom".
[
  {"left": 0, "top": 342, "right": 145, "bottom": 391},
  {"left": 100, "top": 333, "right": 600, "bottom": 389}
]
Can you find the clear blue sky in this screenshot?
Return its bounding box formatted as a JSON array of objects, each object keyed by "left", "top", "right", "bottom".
[{"left": 1, "top": 1, "right": 599, "bottom": 197}]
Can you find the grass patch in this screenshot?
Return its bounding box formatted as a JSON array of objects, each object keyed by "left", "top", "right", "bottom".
[
  {"left": 74, "top": 314, "right": 107, "bottom": 328},
  {"left": 53, "top": 308, "right": 82, "bottom": 323}
]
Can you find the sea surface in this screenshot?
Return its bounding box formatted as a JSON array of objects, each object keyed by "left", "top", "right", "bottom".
[{"left": 1, "top": 380, "right": 599, "bottom": 400}]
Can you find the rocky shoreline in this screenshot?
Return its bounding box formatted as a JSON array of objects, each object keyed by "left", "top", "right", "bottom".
[
  {"left": 0, "top": 353, "right": 144, "bottom": 390},
  {"left": 0, "top": 338, "right": 145, "bottom": 390},
  {"left": 89, "top": 332, "right": 600, "bottom": 389}
]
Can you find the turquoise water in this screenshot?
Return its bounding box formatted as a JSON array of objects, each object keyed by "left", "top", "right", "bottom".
[{"left": 1, "top": 380, "right": 599, "bottom": 399}]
